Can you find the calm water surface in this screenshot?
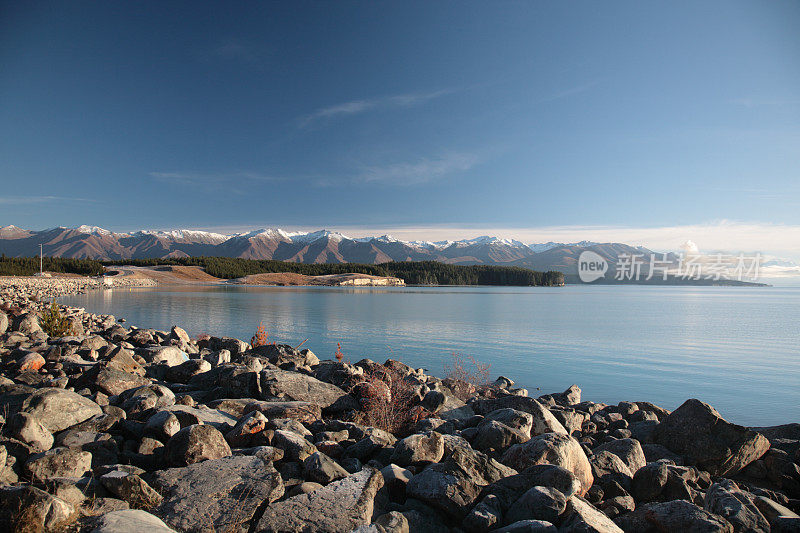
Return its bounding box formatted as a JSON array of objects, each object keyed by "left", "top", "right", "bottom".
[{"left": 60, "top": 285, "right": 800, "bottom": 426}]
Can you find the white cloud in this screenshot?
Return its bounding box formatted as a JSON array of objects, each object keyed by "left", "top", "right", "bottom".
[
  {"left": 315, "top": 221, "right": 800, "bottom": 260},
  {"left": 0, "top": 196, "right": 93, "bottom": 205},
  {"left": 299, "top": 90, "right": 452, "bottom": 127},
  {"left": 149, "top": 171, "right": 283, "bottom": 185},
  {"left": 356, "top": 153, "right": 478, "bottom": 186}
]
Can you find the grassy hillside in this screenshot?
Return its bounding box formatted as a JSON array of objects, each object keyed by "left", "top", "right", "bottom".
[{"left": 105, "top": 257, "right": 564, "bottom": 286}]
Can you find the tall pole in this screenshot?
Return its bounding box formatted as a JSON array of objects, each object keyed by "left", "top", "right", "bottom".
[{"left": 39, "top": 244, "right": 43, "bottom": 275}]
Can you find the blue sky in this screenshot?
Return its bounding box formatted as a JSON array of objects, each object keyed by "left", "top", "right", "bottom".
[{"left": 1, "top": 1, "right": 799, "bottom": 255}]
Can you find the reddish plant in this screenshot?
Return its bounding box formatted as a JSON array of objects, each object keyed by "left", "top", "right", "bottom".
[
  {"left": 443, "top": 352, "right": 492, "bottom": 399},
  {"left": 250, "top": 321, "right": 274, "bottom": 348},
  {"left": 334, "top": 342, "right": 344, "bottom": 362},
  {"left": 354, "top": 366, "right": 429, "bottom": 435}
]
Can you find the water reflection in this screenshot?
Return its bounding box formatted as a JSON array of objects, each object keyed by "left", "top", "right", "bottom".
[{"left": 60, "top": 285, "right": 800, "bottom": 426}]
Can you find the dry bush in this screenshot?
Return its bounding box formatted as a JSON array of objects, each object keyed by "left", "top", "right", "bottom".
[
  {"left": 443, "top": 352, "right": 492, "bottom": 399},
  {"left": 354, "top": 366, "right": 428, "bottom": 435},
  {"left": 38, "top": 302, "right": 73, "bottom": 337},
  {"left": 250, "top": 321, "right": 274, "bottom": 348}
]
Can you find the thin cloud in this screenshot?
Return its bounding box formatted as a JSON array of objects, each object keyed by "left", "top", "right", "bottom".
[
  {"left": 149, "top": 171, "right": 284, "bottom": 187},
  {"left": 356, "top": 153, "right": 479, "bottom": 186},
  {"left": 298, "top": 89, "right": 453, "bottom": 128},
  {"left": 729, "top": 97, "right": 800, "bottom": 108},
  {"left": 325, "top": 221, "right": 800, "bottom": 259},
  {"left": 536, "top": 80, "right": 600, "bottom": 104},
  {"left": 0, "top": 195, "right": 94, "bottom": 205}
]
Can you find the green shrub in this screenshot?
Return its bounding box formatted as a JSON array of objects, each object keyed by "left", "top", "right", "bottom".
[{"left": 39, "top": 302, "right": 74, "bottom": 337}]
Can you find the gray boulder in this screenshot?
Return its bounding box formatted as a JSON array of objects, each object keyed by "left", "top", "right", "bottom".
[
  {"left": 560, "top": 496, "right": 623, "bottom": 532},
  {"left": 0, "top": 485, "right": 75, "bottom": 532},
  {"left": 13, "top": 313, "right": 43, "bottom": 335},
  {"left": 141, "top": 346, "right": 189, "bottom": 367},
  {"left": 164, "top": 424, "right": 232, "bottom": 466},
  {"left": 470, "top": 397, "right": 567, "bottom": 436},
  {"left": 100, "top": 471, "right": 163, "bottom": 508},
  {"left": 495, "top": 520, "right": 557, "bottom": 532},
  {"left": 501, "top": 433, "right": 593, "bottom": 496},
  {"left": 21, "top": 388, "right": 102, "bottom": 433},
  {"left": 25, "top": 447, "right": 92, "bottom": 481},
  {"left": 390, "top": 432, "right": 445, "bottom": 466},
  {"left": 91, "top": 509, "right": 176, "bottom": 533},
  {"left": 273, "top": 429, "right": 317, "bottom": 461},
  {"left": 120, "top": 384, "right": 176, "bottom": 416},
  {"left": 260, "top": 369, "right": 357, "bottom": 410},
  {"left": 150, "top": 455, "right": 283, "bottom": 533},
  {"left": 614, "top": 500, "right": 733, "bottom": 532},
  {"left": 653, "top": 399, "right": 769, "bottom": 476},
  {"left": 407, "top": 447, "right": 515, "bottom": 520},
  {"left": 8, "top": 412, "right": 54, "bottom": 453},
  {"left": 593, "top": 438, "right": 646, "bottom": 475},
  {"left": 303, "top": 451, "right": 349, "bottom": 484},
  {"left": 704, "top": 479, "right": 770, "bottom": 533},
  {"left": 504, "top": 485, "right": 567, "bottom": 525},
  {"left": 254, "top": 467, "right": 384, "bottom": 533},
  {"left": 165, "top": 359, "right": 211, "bottom": 383}
]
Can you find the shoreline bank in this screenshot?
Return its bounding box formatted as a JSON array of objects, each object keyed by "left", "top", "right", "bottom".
[{"left": 0, "top": 278, "right": 797, "bottom": 532}]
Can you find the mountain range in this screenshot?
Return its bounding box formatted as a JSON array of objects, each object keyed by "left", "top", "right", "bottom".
[{"left": 0, "top": 224, "right": 655, "bottom": 274}]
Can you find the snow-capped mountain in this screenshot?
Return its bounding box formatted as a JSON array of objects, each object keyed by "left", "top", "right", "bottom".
[{"left": 0, "top": 224, "right": 661, "bottom": 271}]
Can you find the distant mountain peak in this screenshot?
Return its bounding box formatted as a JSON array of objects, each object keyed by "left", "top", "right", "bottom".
[{"left": 73, "top": 225, "right": 113, "bottom": 235}]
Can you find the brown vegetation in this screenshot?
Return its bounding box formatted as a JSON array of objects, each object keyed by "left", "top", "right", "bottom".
[
  {"left": 443, "top": 352, "right": 492, "bottom": 399},
  {"left": 250, "top": 322, "right": 274, "bottom": 348},
  {"left": 354, "top": 367, "right": 429, "bottom": 435}
]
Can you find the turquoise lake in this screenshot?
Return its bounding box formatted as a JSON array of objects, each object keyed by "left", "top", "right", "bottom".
[{"left": 60, "top": 284, "right": 800, "bottom": 426}]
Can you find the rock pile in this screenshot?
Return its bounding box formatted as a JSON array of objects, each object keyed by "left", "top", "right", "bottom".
[
  {"left": 0, "top": 275, "right": 157, "bottom": 307},
  {"left": 0, "top": 282, "right": 798, "bottom": 532}
]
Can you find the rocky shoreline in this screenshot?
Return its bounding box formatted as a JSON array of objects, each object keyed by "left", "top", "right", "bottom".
[{"left": 0, "top": 277, "right": 798, "bottom": 532}]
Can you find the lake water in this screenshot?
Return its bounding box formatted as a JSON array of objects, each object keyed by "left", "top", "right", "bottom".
[{"left": 60, "top": 285, "right": 800, "bottom": 426}]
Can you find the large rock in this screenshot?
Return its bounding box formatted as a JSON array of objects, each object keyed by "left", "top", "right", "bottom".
[
  {"left": 704, "top": 479, "right": 770, "bottom": 533},
  {"left": 189, "top": 365, "right": 261, "bottom": 398},
  {"left": 470, "top": 397, "right": 567, "bottom": 436},
  {"left": 614, "top": 500, "right": 733, "bottom": 532},
  {"left": 479, "top": 464, "right": 582, "bottom": 515},
  {"left": 151, "top": 455, "right": 284, "bottom": 533},
  {"left": 21, "top": 388, "right": 102, "bottom": 433},
  {"left": 13, "top": 313, "right": 42, "bottom": 335},
  {"left": 501, "top": 433, "right": 593, "bottom": 495},
  {"left": 593, "top": 438, "right": 646, "bottom": 475},
  {"left": 8, "top": 412, "right": 54, "bottom": 453},
  {"left": 407, "top": 447, "right": 515, "bottom": 520},
  {"left": 100, "top": 472, "right": 163, "bottom": 509},
  {"left": 560, "top": 495, "right": 623, "bottom": 533},
  {"left": 93, "top": 368, "right": 151, "bottom": 396},
  {"left": 259, "top": 369, "right": 357, "bottom": 410},
  {"left": 254, "top": 467, "right": 383, "bottom": 533},
  {"left": 25, "top": 447, "right": 92, "bottom": 481},
  {"left": 504, "top": 485, "right": 567, "bottom": 525},
  {"left": 243, "top": 400, "right": 323, "bottom": 423},
  {"left": 141, "top": 346, "right": 189, "bottom": 367},
  {"left": 653, "top": 399, "right": 769, "bottom": 476},
  {"left": 0, "top": 485, "right": 75, "bottom": 532},
  {"left": 91, "top": 509, "right": 176, "bottom": 533},
  {"left": 253, "top": 344, "right": 319, "bottom": 367},
  {"left": 303, "top": 451, "right": 349, "bottom": 484},
  {"left": 390, "top": 432, "right": 445, "bottom": 466},
  {"left": 164, "top": 424, "right": 232, "bottom": 466},
  {"left": 120, "top": 384, "right": 176, "bottom": 416}
]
